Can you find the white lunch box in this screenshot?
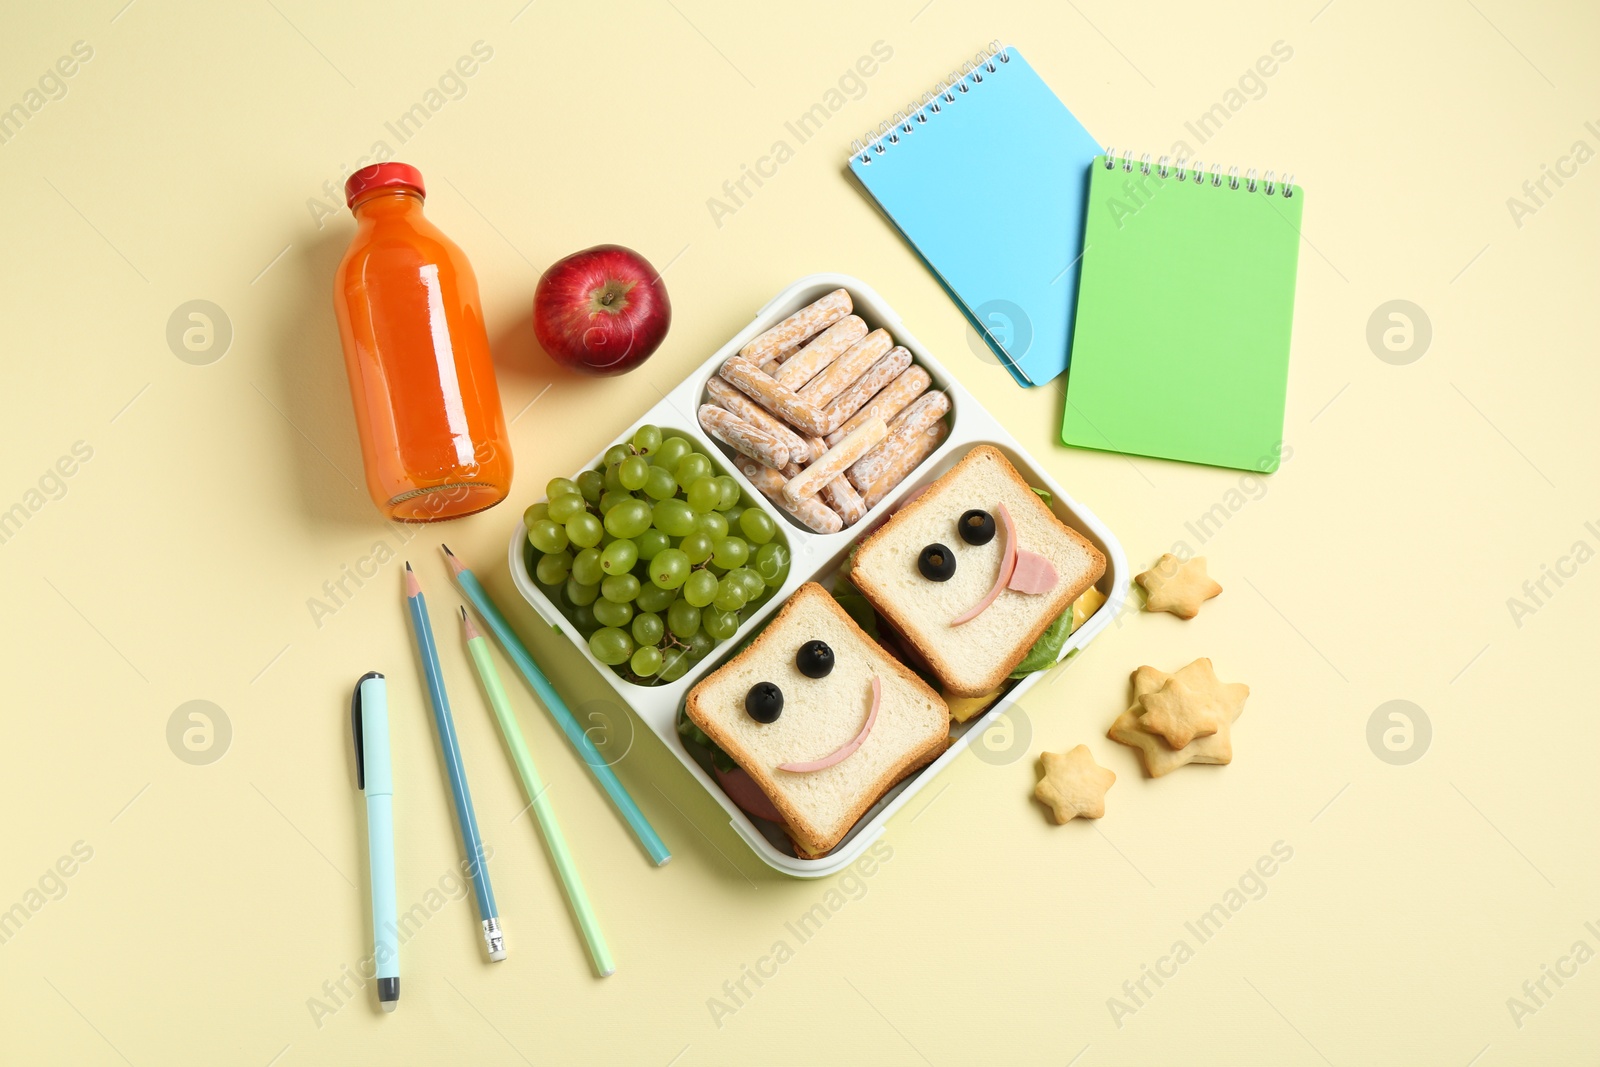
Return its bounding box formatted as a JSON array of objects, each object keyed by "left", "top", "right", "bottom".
[{"left": 508, "top": 274, "right": 1127, "bottom": 877}]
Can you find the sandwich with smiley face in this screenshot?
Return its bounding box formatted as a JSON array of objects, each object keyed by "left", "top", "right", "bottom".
[
  {"left": 685, "top": 583, "right": 949, "bottom": 857},
  {"left": 851, "top": 445, "right": 1107, "bottom": 697}
]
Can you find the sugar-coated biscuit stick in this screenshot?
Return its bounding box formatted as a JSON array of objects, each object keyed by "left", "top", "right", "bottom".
[
  {"left": 797, "top": 329, "right": 893, "bottom": 409},
  {"left": 847, "top": 391, "right": 950, "bottom": 492},
  {"left": 758, "top": 340, "right": 802, "bottom": 376},
  {"left": 818, "top": 346, "right": 912, "bottom": 440},
  {"left": 704, "top": 376, "right": 810, "bottom": 462},
  {"left": 801, "top": 435, "right": 828, "bottom": 466},
  {"left": 774, "top": 316, "right": 867, "bottom": 391},
  {"left": 819, "top": 475, "right": 867, "bottom": 526},
  {"left": 697, "top": 404, "right": 790, "bottom": 469},
  {"left": 860, "top": 419, "right": 949, "bottom": 509},
  {"left": 739, "top": 288, "right": 852, "bottom": 364},
  {"left": 737, "top": 458, "right": 843, "bottom": 534},
  {"left": 783, "top": 418, "right": 888, "bottom": 507},
  {"left": 719, "top": 355, "right": 829, "bottom": 437},
  {"left": 825, "top": 363, "right": 929, "bottom": 446}
]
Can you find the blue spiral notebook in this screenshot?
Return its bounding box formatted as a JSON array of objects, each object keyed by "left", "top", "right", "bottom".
[{"left": 848, "top": 44, "right": 1099, "bottom": 387}]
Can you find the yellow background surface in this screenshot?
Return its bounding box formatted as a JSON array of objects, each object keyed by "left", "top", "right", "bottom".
[{"left": 2, "top": 1, "right": 1597, "bottom": 1063}]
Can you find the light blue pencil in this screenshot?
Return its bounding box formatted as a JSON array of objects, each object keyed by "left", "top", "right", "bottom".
[
  {"left": 405, "top": 562, "right": 506, "bottom": 960},
  {"left": 442, "top": 544, "right": 671, "bottom": 867}
]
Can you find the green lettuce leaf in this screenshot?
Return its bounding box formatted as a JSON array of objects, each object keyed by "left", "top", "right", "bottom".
[
  {"left": 1030, "top": 486, "right": 1053, "bottom": 508},
  {"left": 1009, "top": 607, "right": 1074, "bottom": 678}
]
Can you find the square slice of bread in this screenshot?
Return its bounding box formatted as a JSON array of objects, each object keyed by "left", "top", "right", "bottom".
[
  {"left": 851, "top": 445, "right": 1107, "bottom": 696},
  {"left": 686, "top": 583, "right": 949, "bottom": 856}
]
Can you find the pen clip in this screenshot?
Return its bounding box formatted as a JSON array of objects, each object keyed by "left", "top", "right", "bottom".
[{"left": 351, "top": 671, "right": 384, "bottom": 791}]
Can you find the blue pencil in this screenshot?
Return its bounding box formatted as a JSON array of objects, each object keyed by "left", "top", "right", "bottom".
[
  {"left": 405, "top": 562, "right": 505, "bottom": 961},
  {"left": 442, "top": 545, "right": 671, "bottom": 867}
]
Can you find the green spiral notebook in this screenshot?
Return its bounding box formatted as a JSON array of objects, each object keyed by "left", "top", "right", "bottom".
[{"left": 1061, "top": 154, "right": 1304, "bottom": 473}]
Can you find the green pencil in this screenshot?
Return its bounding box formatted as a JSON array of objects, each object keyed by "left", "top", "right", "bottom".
[{"left": 459, "top": 607, "right": 614, "bottom": 978}]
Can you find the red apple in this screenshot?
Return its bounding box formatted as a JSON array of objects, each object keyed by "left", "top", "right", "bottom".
[{"left": 532, "top": 244, "right": 671, "bottom": 375}]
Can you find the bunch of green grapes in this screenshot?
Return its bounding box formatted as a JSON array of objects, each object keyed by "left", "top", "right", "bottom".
[{"left": 524, "top": 425, "right": 791, "bottom": 685}]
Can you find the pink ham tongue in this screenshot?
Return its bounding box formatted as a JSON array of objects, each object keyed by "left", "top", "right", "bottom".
[
  {"left": 778, "top": 676, "right": 880, "bottom": 773},
  {"left": 950, "top": 503, "right": 1019, "bottom": 625},
  {"left": 1008, "top": 547, "right": 1058, "bottom": 594}
]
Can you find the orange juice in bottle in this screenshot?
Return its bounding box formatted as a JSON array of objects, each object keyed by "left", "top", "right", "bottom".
[{"left": 333, "top": 163, "right": 513, "bottom": 522}]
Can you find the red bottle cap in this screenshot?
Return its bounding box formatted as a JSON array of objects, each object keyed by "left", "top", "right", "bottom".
[{"left": 344, "top": 163, "right": 425, "bottom": 208}]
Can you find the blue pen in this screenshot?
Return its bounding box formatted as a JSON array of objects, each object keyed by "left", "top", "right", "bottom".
[
  {"left": 351, "top": 672, "right": 400, "bottom": 1012},
  {"left": 404, "top": 563, "right": 505, "bottom": 961}
]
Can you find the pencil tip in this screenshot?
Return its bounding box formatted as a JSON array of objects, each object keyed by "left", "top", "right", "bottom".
[
  {"left": 441, "top": 543, "right": 455, "bottom": 557},
  {"left": 405, "top": 561, "right": 413, "bottom": 571},
  {"left": 460, "top": 605, "right": 467, "bottom": 619}
]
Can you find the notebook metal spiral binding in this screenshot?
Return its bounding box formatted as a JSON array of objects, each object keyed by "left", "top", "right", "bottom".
[
  {"left": 850, "top": 41, "right": 1008, "bottom": 166},
  {"left": 1103, "top": 146, "right": 1294, "bottom": 198}
]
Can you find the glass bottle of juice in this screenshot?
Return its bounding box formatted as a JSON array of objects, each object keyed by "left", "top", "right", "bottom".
[{"left": 333, "top": 163, "right": 513, "bottom": 522}]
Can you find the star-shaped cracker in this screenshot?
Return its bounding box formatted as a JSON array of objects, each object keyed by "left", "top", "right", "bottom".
[
  {"left": 1033, "top": 745, "right": 1116, "bottom": 823},
  {"left": 1136, "top": 554, "right": 1222, "bottom": 619},
  {"left": 1140, "top": 677, "right": 1223, "bottom": 748},
  {"left": 1107, "top": 659, "right": 1249, "bottom": 776}
]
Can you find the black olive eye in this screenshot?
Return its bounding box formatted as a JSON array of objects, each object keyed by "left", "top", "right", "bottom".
[
  {"left": 918, "top": 543, "right": 956, "bottom": 581},
  {"left": 796, "top": 640, "right": 834, "bottom": 678},
  {"left": 958, "top": 509, "right": 996, "bottom": 546},
  {"left": 745, "top": 681, "right": 783, "bottom": 723}
]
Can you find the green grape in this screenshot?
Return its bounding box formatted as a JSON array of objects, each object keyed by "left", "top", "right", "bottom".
[
  {"left": 652, "top": 436, "right": 691, "bottom": 471},
  {"left": 686, "top": 476, "right": 721, "bottom": 514},
  {"left": 667, "top": 599, "right": 701, "bottom": 638},
  {"left": 592, "top": 598, "right": 634, "bottom": 628},
  {"left": 714, "top": 476, "right": 741, "bottom": 511},
  {"left": 523, "top": 502, "right": 549, "bottom": 527},
  {"left": 652, "top": 499, "right": 697, "bottom": 538},
  {"left": 535, "top": 550, "right": 573, "bottom": 585},
  {"left": 599, "top": 489, "right": 636, "bottom": 515},
  {"left": 604, "top": 444, "right": 631, "bottom": 468},
  {"left": 643, "top": 465, "right": 678, "bottom": 501},
  {"left": 588, "top": 626, "right": 633, "bottom": 666},
  {"left": 703, "top": 606, "right": 740, "bottom": 640},
  {"left": 713, "top": 577, "right": 748, "bottom": 612},
  {"left": 632, "top": 424, "right": 662, "bottom": 457},
  {"left": 571, "top": 547, "right": 604, "bottom": 585},
  {"left": 605, "top": 498, "right": 653, "bottom": 538},
  {"left": 570, "top": 603, "right": 598, "bottom": 634},
  {"left": 739, "top": 508, "right": 777, "bottom": 545},
  {"left": 753, "top": 541, "right": 791, "bottom": 587},
  {"left": 547, "top": 493, "right": 587, "bottom": 523},
  {"left": 527, "top": 518, "right": 569, "bottom": 554},
  {"left": 565, "top": 576, "right": 599, "bottom": 606},
  {"left": 636, "top": 583, "right": 677, "bottom": 613},
  {"left": 635, "top": 528, "right": 670, "bottom": 561},
  {"left": 674, "top": 453, "right": 712, "bottom": 491},
  {"left": 679, "top": 531, "right": 714, "bottom": 565},
  {"left": 687, "top": 630, "right": 715, "bottom": 660},
  {"left": 630, "top": 645, "right": 663, "bottom": 677},
  {"left": 547, "top": 476, "right": 582, "bottom": 500},
  {"left": 728, "top": 566, "right": 765, "bottom": 600},
  {"left": 632, "top": 611, "right": 664, "bottom": 646},
  {"left": 601, "top": 574, "right": 640, "bottom": 603},
  {"left": 683, "top": 569, "right": 719, "bottom": 607},
  {"left": 603, "top": 463, "right": 624, "bottom": 493},
  {"left": 576, "top": 469, "right": 604, "bottom": 504},
  {"left": 600, "top": 538, "right": 638, "bottom": 574},
  {"left": 566, "top": 512, "right": 603, "bottom": 548},
  {"left": 660, "top": 647, "right": 691, "bottom": 681},
  {"left": 619, "top": 455, "right": 650, "bottom": 491},
  {"left": 712, "top": 536, "right": 750, "bottom": 569},
  {"left": 649, "top": 548, "right": 690, "bottom": 589},
  {"left": 694, "top": 512, "right": 729, "bottom": 539},
  {"left": 724, "top": 505, "right": 745, "bottom": 529}
]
